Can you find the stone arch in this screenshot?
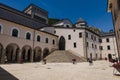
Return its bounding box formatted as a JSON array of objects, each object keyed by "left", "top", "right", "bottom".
[
  {"left": 6, "top": 43, "right": 20, "bottom": 63},
  {"left": 0, "top": 43, "right": 3, "bottom": 63},
  {"left": 22, "top": 45, "right": 32, "bottom": 62},
  {"left": 33, "top": 46, "right": 42, "bottom": 62},
  {"left": 43, "top": 48, "right": 49, "bottom": 59},
  {"left": 59, "top": 36, "right": 66, "bottom": 50}
]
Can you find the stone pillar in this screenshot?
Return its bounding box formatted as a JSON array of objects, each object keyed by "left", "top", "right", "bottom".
[
  {"left": 30, "top": 50, "right": 34, "bottom": 62},
  {"left": 18, "top": 49, "right": 22, "bottom": 63},
  {"left": 12, "top": 47, "right": 17, "bottom": 61},
  {"left": 1, "top": 49, "right": 6, "bottom": 64}
]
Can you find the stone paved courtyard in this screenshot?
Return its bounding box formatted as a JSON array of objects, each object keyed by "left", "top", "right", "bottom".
[{"left": 0, "top": 61, "right": 120, "bottom": 80}]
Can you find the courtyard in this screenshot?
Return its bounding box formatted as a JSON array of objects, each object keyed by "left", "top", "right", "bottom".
[{"left": 0, "top": 60, "right": 120, "bottom": 80}]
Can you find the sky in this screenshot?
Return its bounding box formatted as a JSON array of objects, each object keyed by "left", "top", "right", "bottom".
[{"left": 0, "top": 0, "right": 113, "bottom": 32}]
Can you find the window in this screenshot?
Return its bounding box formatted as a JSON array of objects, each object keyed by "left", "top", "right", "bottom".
[
  {"left": 99, "top": 39, "right": 102, "bottom": 43},
  {"left": 91, "top": 35, "right": 93, "bottom": 40},
  {"left": 26, "top": 32, "right": 31, "bottom": 40},
  {"left": 74, "top": 42, "right": 77, "bottom": 48},
  {"left": 46, "top": 38, "right": 49, "bottom": 43},
  {"left": 73, "top": 29, "right": 76, "bottom": 32},
  {"left": 86, "top": 32, "right": 88, "bottom": 37},
  {"left": 53, "top": 39, "right": 55, "bottom": 45},
  {"left": 68, "top": 35, "right": 71, "bottom": 40},
  {"left": 86, "top": 42, "right": 89, "bottom": 47},
  {"left": 54, "top": 30, "right": 56, "bottom": 34},
  {"left": 66, "top": 25, "right": 69, "bottom": 28},
  {"left": 95, "top": 45, "right": 97, "bottom": 49},
  {"left": 106, "top": 38, "right": 109, "bottom": 42},
  {"left": 37, "top": 35, "right": 40, "bottom": 42},
  {"left": 99, "top": 46, "right": 103, "bottom": 50},
  {"left": 12, "top": 29, "right": 18, "bottom": 37},
  {"left": 79, "top": 32, "right": 82, "bottom": 38},
  {"left": 94, "top": 36, "right": 96, "bottom": 41},
  {"left": 107, "top": 45, "right": 110, "bottom": 50},
  {"left": 92, "top": 44, "right": 94, "bottom": 48}
]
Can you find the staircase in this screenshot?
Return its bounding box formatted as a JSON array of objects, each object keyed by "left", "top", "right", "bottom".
[{"left": 45, "top": 50, "right": 86, "bottom": 63}]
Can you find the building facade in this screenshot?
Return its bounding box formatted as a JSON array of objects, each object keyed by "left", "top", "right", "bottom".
[
  {"left": 0, "top": 4, "right": 58, "bottom": 64},
  {"left": 107, "top": 0, "right": 120, "bottom": 59},
  {"left": 42, "top": 19, "right": 118, "bottom": 60},
  {"left": 0, "top": 3, "right": 118, "bottom": 64}
]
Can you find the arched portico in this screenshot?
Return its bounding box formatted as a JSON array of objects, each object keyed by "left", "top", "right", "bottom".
[
  {"left": 22, "top": 45, "right": 32, "bottom": 62},
  {"left": 33, "top": 46, "right": 42, "bottom": 62},
  {"left": 43, "top": 48, "right": 49, "bottom": 59},
  {"left": 6, "top": 43, "right": 20, "bottom": 63}
]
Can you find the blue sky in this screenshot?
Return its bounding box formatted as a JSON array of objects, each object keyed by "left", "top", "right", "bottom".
[{"left": 0, "top": 0, "right": 113, "bottom": 32}]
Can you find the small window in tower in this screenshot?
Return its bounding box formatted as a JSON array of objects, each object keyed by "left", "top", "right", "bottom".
[
  {"left": 74, "top": 42, "right": 77, "bottom": 48},
  {"left": 79, "top": 32, "right": 82, "bottom": 38},
  {"left": 46, "top": 38, "right": 49, "bottom": 43},
  {"left": 106, "top": 38, "right": 109, "bottom": 42},
  {"left": 107, "top": 45, "right": 110, "bottom": 50},
  {"left": 68, "top": 35, "right": 71, "bottom": 40}
]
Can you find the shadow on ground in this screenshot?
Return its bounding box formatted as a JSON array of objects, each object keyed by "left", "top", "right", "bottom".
[{"left": 0, "top": 67, "right": 19, "bottom": 80}]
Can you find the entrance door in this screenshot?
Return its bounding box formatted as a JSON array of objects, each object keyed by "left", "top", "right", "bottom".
[
  {"left": 59, "top": 36, "right": 65, "bottom": 50},
  {"left": 108, "top": 54, "right": 112, "bottom": 60}
]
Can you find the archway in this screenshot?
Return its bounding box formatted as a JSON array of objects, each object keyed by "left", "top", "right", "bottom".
[
  {"left": 59, "top": 36, "right": 65, "bottom": 50},
  {"left": 108, "top": 54, "right": 112, "bottom": 60},
  {"left": 0, "top": 43, "right": 3, "bottom": 63},
  {"left": 22, "top": 45, "right": 32, "bottom": 62},
  {"left": 6, "top": 43, "right": 19, "bottom": 63},
  {"left": 33, "top": 47, "right": 42, "bottom": 62},
  {"left": 43, "top": 48, "right": 49, "bottom": 59}
]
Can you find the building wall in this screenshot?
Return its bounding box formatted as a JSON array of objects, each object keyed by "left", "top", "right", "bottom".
[
  {"left": 55, "top": 28, "right": 85, "bottom": 57},
  {"left": 0, "top": 19, "right": 58, "bottom": 63},
  {"left": 86, "top": 31, "right": 101, "bottom": 60},
  {"left": 108, "top": 0, "right": 120, "bottom": 59},
  {"left": 101, "top": 36, "right": 118, "bottom": 59}
]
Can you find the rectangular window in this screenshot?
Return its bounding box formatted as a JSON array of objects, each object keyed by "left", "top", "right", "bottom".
[
  {"left": 94, "top": 36, "right": 96, "bottom": 41},
  {"left": 106, "top": 38, "right": 109, "bottom": 42},
  {"left": 107, "top": 45, "right": 110, "bottom": 50},
  {"left": 91, "top": 35, "right": 93, "bottom": 40},
  {"left": 95, "top": 45, "right": 97, "bottom": 49},
  {"left": 79, "top": 32, "right": 82, "bottom": 38},
  {"left": 74, "top": 42, "right": 77, "bottom": 48},
  {"left": 86, "top": 32, "right": 88, "bottom": 38},
  {"left": 68, "top": 35, "right": 71, "bottom": 40},
  {"left": 86, "top": 42, "right": 89, "bottom": 47},
  {"left": 99, "top": 39, "right": 102, "bottom": 43},
  {"left": 92, "top": 44, "right": 94, "bottom": 48},
  {"left": 99, "top": 46, "right": 103, "bottom": 50}
]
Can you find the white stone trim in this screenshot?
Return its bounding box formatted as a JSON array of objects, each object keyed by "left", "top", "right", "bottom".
[
  {"left": 25, "top": 31, "right": 32, "bottom": 40},
  {"left": 36, "top": 34, "right": 41, "bottom": 42},
  {"left": 10, "top": 27, "right": 20, "bottom": 37}
]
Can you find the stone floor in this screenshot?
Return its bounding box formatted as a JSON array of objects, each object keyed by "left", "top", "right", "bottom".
[{"left": 0, "top": 60, "right": 120, "bottom": 80}]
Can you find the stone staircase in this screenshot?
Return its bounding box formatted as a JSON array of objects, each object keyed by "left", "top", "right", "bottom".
[{"left": 45, "top": 50, "right": 86, "bottom": 63}]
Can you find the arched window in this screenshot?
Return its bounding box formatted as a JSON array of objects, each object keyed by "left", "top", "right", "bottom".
[
  {"left": 53, "top": 39, "right": 55, "bottom": 45},
  {"left": 79, "top": 32, "right": 82, "bottom": 38},
  {"left": 68, "top": 35, "right": 71, "bottom": 40},
  {"left": 37, "top": 35, "right": 40, "bottom": 42},
  {"left": 12, "top": 28, "right": 19, "bottom": 37},
  {"left": 26, "top": 32, "right": 31, "bottom": 40},
  {"left": 45, "top": 38, "right": 49, "bottom": 43}
]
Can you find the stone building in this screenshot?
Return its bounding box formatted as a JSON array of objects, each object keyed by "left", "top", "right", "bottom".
[
  {"left": 0, "top": 3, "right": 118, "bottom": 63},
  {"left": 0, "top": 4, "right": 58, "bottom": 64},
  {"left": 107, "top": 0, "right": 120, "bottom": 59},
  {"left": 42, "top": 18, "right": 118, "bottom": 60}
]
